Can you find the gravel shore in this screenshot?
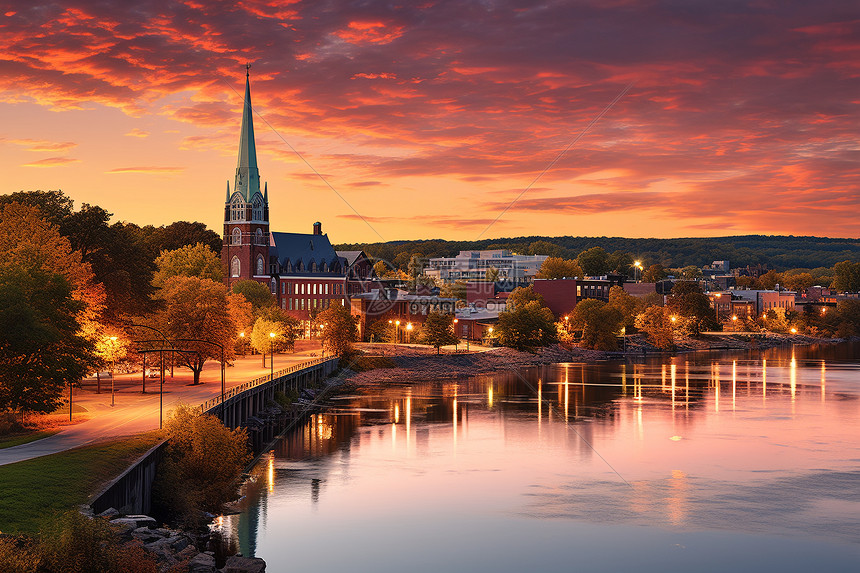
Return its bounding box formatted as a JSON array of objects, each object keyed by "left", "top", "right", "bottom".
[{"left": 341, "top": 334, "right": 836, "bottom": 386}]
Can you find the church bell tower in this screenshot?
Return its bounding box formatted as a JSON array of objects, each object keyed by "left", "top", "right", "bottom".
[{"left": 222, "top": 65, "right": 270, "bottom": 288}]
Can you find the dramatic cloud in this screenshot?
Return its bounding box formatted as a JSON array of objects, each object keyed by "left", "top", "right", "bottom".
[{"left": 2, "top": 1, "right": 859, "bottom": 238}]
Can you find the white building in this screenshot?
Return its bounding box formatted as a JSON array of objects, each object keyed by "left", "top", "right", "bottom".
[{"left": 423, "top": 250, "right": 547, "bottom": 284}]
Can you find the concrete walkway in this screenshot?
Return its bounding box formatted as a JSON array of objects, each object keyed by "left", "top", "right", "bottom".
[{"left": 0, "top": 344, "right": 324, "bottom": 467}]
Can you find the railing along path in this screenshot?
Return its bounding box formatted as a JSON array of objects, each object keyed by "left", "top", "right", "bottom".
[{"left": 199, "top": 356, "right": 333, "bottom": 413}]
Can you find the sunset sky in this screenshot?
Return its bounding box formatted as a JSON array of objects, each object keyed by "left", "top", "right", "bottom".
[{"left": 2, "top": 1, "right": 859, "bottom": 242}]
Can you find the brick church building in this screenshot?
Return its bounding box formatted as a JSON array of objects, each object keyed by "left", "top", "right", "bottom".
[{"left": 220, "top": 68, "right": 377, "bottom": 332}]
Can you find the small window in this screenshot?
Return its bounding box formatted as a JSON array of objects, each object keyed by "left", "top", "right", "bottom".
[
  {"left": 231, "top": 228, "right": 241, "bottom": 245},
  {"left": 257, "top": 255, "right": 265, "bottom": 276},
  {"left": 325, "top": 284, "right": 329, "bottom": 295},
  {"left": 255, "top": 228, "right": 263, "bottom": 245},
  {"left": 231, "top": 256, "right": 240, "bottom": 278}
]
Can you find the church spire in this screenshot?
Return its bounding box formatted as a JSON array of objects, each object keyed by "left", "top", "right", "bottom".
[{"left": 234, "top": 64, "right": 260, "bottom": 202}]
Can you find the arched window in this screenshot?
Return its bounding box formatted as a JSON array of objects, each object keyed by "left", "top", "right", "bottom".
[
  {"left": 311, "top": 261, "right": 317, "bottom": 272},
  {"left": 230, "top": 198, "right": 245, "bottom": 221},
  {"left": 256, "top": 255, "right": 265, "bottom": 276},
  {"left": 231, "top": 228, "right": 241, "bottom": 245},
  {"left": 252, "top": 196, "right": 264, "bottom": 221},
  {"left": 255, "top": 228, "right": 263, "bottom": 245},
  {"left": 231, "top": 256, "right": 240, "bottom": 278},
  {"left": 270, "top": 278, "right": 277, "bottom": 293}
]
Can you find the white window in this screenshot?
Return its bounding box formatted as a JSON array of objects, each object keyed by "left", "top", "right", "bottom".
[
  {"left": 256, "top": 255, "right": 265, "bottom": 276},
  {"left": 325, "top": 284, "right": 329, "bottom": 295},
  {"left": 231, "top": 256, "right": 240, "bottom": 278},
  {"left": 252, "top": 196, "right": 264, "bottom": 221},
  {"left": 313, "top": 284, "right": 317, "bottom": 295},
  {"left": 231, "top": 199, "right": 245, "bottom": 221},
  {"left": 255, "top": 228, "right": 263, "bottom": 245},
  {"left": 231, "top": 227, "right": 241, "bottom": 245}
]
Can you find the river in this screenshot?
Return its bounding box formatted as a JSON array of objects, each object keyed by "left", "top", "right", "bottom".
[{"left": 219, "top": 342, "right": 860, "bottom": 572}]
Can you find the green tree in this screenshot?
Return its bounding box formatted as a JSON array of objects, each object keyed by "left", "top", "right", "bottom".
[
  {"left": 782, "top": 272, "right": 815, "bottom": 293},
  {"left": 154, "top": 404, "right": 249, "bottom": 527},
  {"left": 758, "top": 270, "right": 783, "bottom": 290},
  {"left": 635, "top": 306, "right": 675, "bottom": 350},
  {"left": 569, "top": 299, "right": 624, "bottom": 350},
  {"left": 527, "top": 240, "right": 563, "bottom": 257},
  {"left": 577, "top": 247, "right": 609, "bottom": 277},
  {"left": 679, "top": 265, "right": 703, "bottom": 280},
  {"left": 420, "top": 312, "right": 459, "bottom": 354},
  {"left": 232, "top": 279, "right": 275, "bottom": 312},
  {"left": 496, "top": 300, "right": 558, "bottom": 352},
  {"left": 833, "top": 261, "right": 860, "bottom": 292},
  {"left": 642, "top": 264, "right": 667, "bottom": 283},
  {"left": 536, "top": 257, "right": 582, "bottom": 279},
  {"left": 607, "top": 250, "right": 634, "bottom": 275},
  {"left": 372, "top": 260, "right": 389, "bottom": 278},
  {"left": 666, "top": 282, "right": 716, "bottom": 335},
  {"left": 318, "top": 302, "right": 359, "bottom": 358},
  {"left": 159, "top": 277, "right": 237, "bottom": 384},
  {"left": 0, "top": 265, "right": 95, "bottom": 417},
  {"left": 153, "top": 242, "right": 222, "bottom": 288}
]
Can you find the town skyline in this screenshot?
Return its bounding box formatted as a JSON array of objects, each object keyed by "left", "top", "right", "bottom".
[{"left": 2, "top": 1, "right": 860, "bottom": 241}]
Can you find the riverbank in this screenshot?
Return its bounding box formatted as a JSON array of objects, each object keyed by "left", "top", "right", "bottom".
[{"left": 342, "top": 334, "right": 835, "bottom": 386}]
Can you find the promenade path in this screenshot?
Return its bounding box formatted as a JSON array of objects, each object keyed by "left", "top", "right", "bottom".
[{"left": 0, "top": 343, "right": 325, "bottom": 466}]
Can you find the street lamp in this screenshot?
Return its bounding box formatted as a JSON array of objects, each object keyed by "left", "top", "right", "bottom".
[
  {"left": 269, "top": 332, "right": 276, "bottom": 381},
  {"left": 109, "top": 336, "right": 118, "bottom": 407},
  {"left": 634, "top": 260, "right": 642, "bottom": 282},
  {"left": 731, "top": 314, "right": 738, "bottom": 332},
  {"left": 453, "top": 318, "right": 459, "bottom": 352},
  {"left": 239, "top": 331, "right": 246, "bottom": 356},
  {"left": 406, "top": 322, "right": 413, "bottom": 344},
  {"left": 670, "top": 315, "right": 677, "bottom": 324},
  {"left": 790, "top": 327, "right": 797, "bottom": 334}
]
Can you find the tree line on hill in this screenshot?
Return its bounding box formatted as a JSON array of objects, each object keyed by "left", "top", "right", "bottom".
[{"left": 336, "top": 234, "right": 860, "bottom": 273}]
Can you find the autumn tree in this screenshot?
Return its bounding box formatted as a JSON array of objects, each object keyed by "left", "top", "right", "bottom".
[
  {"left": 536, "top": 257, "right": 582, "bottom": 279},
  {"left": 0, "top": 264, "right": 96, "bottom": 417},
  {"left": 607, "top": 285, "right": 644, "bottom": 329},
  {"left": 836, "top": 299, "right": 860, "bottom": 337},
  {"left": 372, "top": 260, "right": 389, "bottom": 278},
  {"left": 232, "top": 279, "right": 275, "bottom": 312},
  {"left": 250, "top": 307, "right": 299, "bottom": 365},
  {"left": 506, "top": 285, "right": 546, "bottom": 311},
  {"left": 666, "top": 282, "right": 716, "bottom": 335},
  {"left": 607, "top": 250, "right": 634, "bottom": 275},
  {"left": 318, "top": 302, "right": 359, "bottom": 358},
  {"left": 154, "top": 404, "right": 249, "bottom": 527},
  {"left": 227, "top": 292, "right": 254, "bottom": 344},
  {"left": 635, "top": 306, "right": 675, "bottom": 350},
  {"left": 496, "top": 300, "right": 558, "bottom": 352},
  {"left": 159, "top": 277, "right": 237, "bottom": 384},
  {"left": 440, "top": 280, "right": 467, "bottom": 301},
  {"left": 527, "top": 240, "right": 563, "bottom": 257},
  {"left": 758, "top": 270, "right": 783, "bottom": 290},
  {"left": 153, "top": 242, "right": 222, "bottom": 288},
  {"left": 569, "top": 299, "right": 624, "bottom": 351},
  {"left": 420, "top": 312, "right": 459, "bottom": 354},
  {"left": 485, "top": 266, "right": 500, "bottom": 282},
  {"left": 679, "top": 265, "right": 704, "bottom": 279}
]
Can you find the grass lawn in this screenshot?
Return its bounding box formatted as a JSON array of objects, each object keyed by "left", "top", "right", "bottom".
[
  {"left": 0, "top": 430, "right": 60, "bottom": 450},
  {"left": 0, "top": 432, "right": 164, "bottom": 535}
]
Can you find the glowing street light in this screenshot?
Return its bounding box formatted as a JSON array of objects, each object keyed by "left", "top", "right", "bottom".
[
  {"left": 406, "top": 322, "right": 413, "bottom": 344},
  {"left": 790, "top": 327, "right": 797, "bottom": 334},
  {"left": 633, "top": 260, "right": 642, "bottom": 281},
  {"left": 109, "top": 336, "right": 118, "bottom": 407},
  {"left": 269, "top": 332, "right": 276, "bottom": 381}
]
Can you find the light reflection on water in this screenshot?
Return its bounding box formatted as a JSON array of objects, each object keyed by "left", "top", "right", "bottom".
[{"left": 220, "top": 342, "right": 860, "bottom": 571}]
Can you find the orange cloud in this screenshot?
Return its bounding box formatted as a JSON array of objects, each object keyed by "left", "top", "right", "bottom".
[
  {"left": 106, "top": 166, "right": 184, "bottom": 173},
  {"left": 334, "top": 21, "right": 404, "bottom": 45},
  {"left": 22, "top": 157, "right": 81, "bottom": 167},
  {"left": 5, "top": 138, "right": 77, "bottom": 152}
]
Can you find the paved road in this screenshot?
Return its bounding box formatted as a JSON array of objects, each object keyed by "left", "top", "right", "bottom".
[{"left": 0, "top": 345, "right": 324, "bottom": 466}]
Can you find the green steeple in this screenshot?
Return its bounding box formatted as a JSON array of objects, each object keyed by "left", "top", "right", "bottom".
[{"left": 234, "top": 65, "right": 260, "bottom": 202}]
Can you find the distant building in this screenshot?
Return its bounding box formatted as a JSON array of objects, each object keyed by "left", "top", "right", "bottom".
[
  {"left": 533, "top": 277, "right": 625, "bottom": 318},
  {"left": 350, "top": 289, "right": 458, "bottom": 341},
  {"left": 423, "top": 250, "right": 547, "bottom": 284},
  {"left": 729, "top": 289, "right": 796, "bottom": 315}
]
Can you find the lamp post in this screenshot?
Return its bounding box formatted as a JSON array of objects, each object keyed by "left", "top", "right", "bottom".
[
  {"left": 731, "top": 314, "right": 738, "bottom": 332},
  {"left": 406, "top": 322, "right": 413, "bottom": 344},
  {"left": 239, "top": 331, "right": 246, "bottom": 356},
  {"left": 621, "top": 326, "right": 626, "bottom": 352},
  {"left": 714, "top": 292, "right": 722, "bottom": 323},
  {"left": 634, "top": 260, "right": 642, "bottom": 282},
  {"left": 109, "top": 336, "right": 118, "bottom": 407},
  {"left": 269, "top": 332, "right": 276, "bottom": 381},
  {"left": 453, "top": 318, "right": 459, "bottom": 352}
]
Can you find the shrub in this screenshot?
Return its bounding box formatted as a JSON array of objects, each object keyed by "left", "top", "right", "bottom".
[{"left": 154, "top": 405, "right": 250, "bottom": 528}]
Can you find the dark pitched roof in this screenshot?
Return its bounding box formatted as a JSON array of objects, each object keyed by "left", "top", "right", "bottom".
[
  {"left": 270, "top": 232, "right": 342, "bottom": 272},
  {"left": 336, "top": 250, "right": 365, "bottom": 267}
]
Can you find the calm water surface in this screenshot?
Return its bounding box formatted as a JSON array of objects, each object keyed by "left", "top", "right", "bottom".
[{"left": 221, "top": 342, "right": 860, "bottom": 572}]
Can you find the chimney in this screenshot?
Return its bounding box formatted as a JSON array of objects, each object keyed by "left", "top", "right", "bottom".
[{"left": 313, "top": 221, "right": 322, "bottom": 235}]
